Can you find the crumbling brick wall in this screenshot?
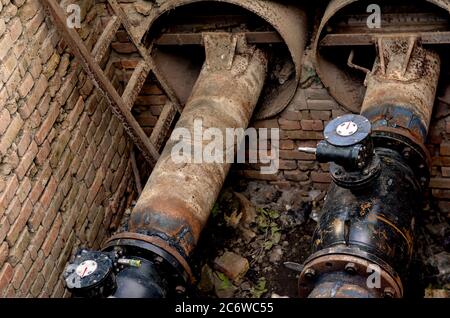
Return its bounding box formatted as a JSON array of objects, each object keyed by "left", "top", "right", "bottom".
[{"left": 0, "top": 0, "right": 136, "bottom": 297}]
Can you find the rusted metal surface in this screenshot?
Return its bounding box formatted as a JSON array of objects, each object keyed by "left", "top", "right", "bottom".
[
  {"left": 41, "top": 0, "right": 160, "bottom": 166},
  {"left": 150, "top": 101, "right": 178, "bottom": 151},
  {"left": 129, "top": 35, "right": 267, "bottom": 259},
  {"left": 144, "top": 0, "right": 307, "bottom": 119},
  {"left": 122, "top": 60, "right": 151, "bottom": 110},
  {"left": 91, "top": 15, "right": 121, "bottom": 63},
  {"left": 155, "top": 31, "right": 283, "bottom": 45},
  {"left": 313, "top": 0, "right": 450, "bottom": 113},
  {"left": 107, "top": 0, "right": 183, "bottom": 114},
  {"left": 299, "top": 252, "right": 403, "bottom": 298},
  {"left": 105, "top": 231, "right": 194, "bottom": 281},
  {"left": 130, "top": 149, "right": 143, "bottom": 195},
  {"left": 361, "top": 38, "right": 441, "bottom": 143},
  {"left": 321, "top": 31, "right": 450, "bottom": 46}
]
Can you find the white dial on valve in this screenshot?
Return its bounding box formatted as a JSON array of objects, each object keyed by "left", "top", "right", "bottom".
[
  {"left": 336, "top": 121, "right": 358, "bottom": 137},
  {"left": 75, "top": 260, "right": 98, "bottom": 278}
]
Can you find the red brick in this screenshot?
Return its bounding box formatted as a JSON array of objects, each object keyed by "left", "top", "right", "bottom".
[
  {"left": 301, "top": 119, "right": 324, "bottom": 131},
  {"left": 430, "top": 178, "right": 450, "bottom": 189},
  {"left": 86, "top": 168, "right": 106, "bottom": 207},
  {"left": 39, "top": 176, "right": 57, "bottom": 209},
  {"left": 0, "top": 175, "right": 19, "bottom": 211},
  {"left": 67, "top": 96, "right": 84, "bottom": 130},
  {"left": 28, "top": 224, "right": 46, "bottom": 257},
  {"left": 0, "top": 115, "right": 23, "bottom": 154},
  {"left": 278, "top": 118, "right": 301, "bottom": 130},
  {"left": 35, "top": 140, "right": 51, "bottom": 166},
  {"left": 20, "top": 251, "right": 44, "bottom": 294},
  {"left": 281, "top": 130, "right": 323, "bottom": 140},
  {"left": 0, "top": 263, "right": 13, "bottom": 293},
  {"left": 0, "top": 109, "right": 11, "bottom": 135},
  {"left": 442, "top": 167, "right": 450, "bottom": 177},
  {"left": 37, "top": 92, "right": 50, "bottom": 116},
  {"left": 16, "top": 140, "right": 38, "bottom": 179},
  {"left": 29, "top": 163, "right": 51, "bottom": 204},
  {"left": 8, "top": 229, "right": 31, "bottom": 266},
  {"left": 0, "top": 217, "right": 11, "bottom": 243},
  {"left": 279, "top": 159, "right": 298, "bottom": 170},
  {"left": 12, "top": 264, "right": 26, "bottom": 289},
  {"left": 284, "top": 170, "right": 309, "bottom": 182},
  {"left": 311, "top": 172, "right": 332, "bottom": 183},
  {"left": 5, "top": 198, "right": 21, "bottom": 225},
  {"left": 0, "top": 242, "right": 8, "bottom": 268},
  {"left": 307, "top": 99, "right": 338, "bottom": 110},
  {"left": 17, "top": 130, "right": 32, "bottom": 157},
  {"left": 310, "top": 110, "right": 331, "bottom": 121},
  {"left": 441, "top": 143, "right": 450, "bottom": 156},
  {"left": 280, "top": 150, "right": 315, "bottom": 160},
  {"left": 253, "top": 119, "right": 279, "bottom": 129},
  {"left": 18, "top": 72, "right": 34, "bottom": 98},
  {"left": 16, "top": 177, "right": 31, "bottom": 203},
  {"left": 35, "top": 102, "right": 59, "bottom": 145},
  {"left": 7, "top": 199, "right": 33, "bottom": 246},
  {"left": 41, "top": 214, "right": 62, "bottom": 257},
  {"left": 242, "top": 170, "right": 278, "bottom": 181}
]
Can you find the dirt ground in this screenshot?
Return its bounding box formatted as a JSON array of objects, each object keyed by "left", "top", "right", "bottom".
[{"left": 188, "top": 175, "right": 450, "bottom": 298}]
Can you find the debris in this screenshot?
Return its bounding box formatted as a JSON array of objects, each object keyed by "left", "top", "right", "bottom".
[
  {"left": 134, "top": 1, "right": 153, "bottom": 16},
  {"left": 198, "top": 264, "right": 215, "bottom": 293},
  {"left": 234, "top": 192, "right": 257, "bottom": 226},
  {"left": 424, "top": 288, "right": 450, "bottom": 298},
  {"left": 214, "top": 252, "right": 249, "bottom": 282},
  {"left": 271, "top": 293, "right": 289, "bottom": 298},
  {"left": 213, "top": 271, "right": 237, "bottom": 298},
  {"left": 269, "top": 246, "right": 283, "bottom": 264},
  {"left": 250, "top": 277, "right": 268, "bottom": 298}
]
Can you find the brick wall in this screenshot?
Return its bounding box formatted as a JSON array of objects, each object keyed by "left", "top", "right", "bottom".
[{"left": 0, "top": 0, "right": 136, "bottom": 297}]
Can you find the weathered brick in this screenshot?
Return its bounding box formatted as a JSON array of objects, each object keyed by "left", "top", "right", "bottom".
[
  {"left": 280, "top": 150, "right": 315, "bottom": 161},
  {"left": 279, "top": 159, "right": 298, "bottom": 170},
  {"left": 301, "top": 119, "right": 324, "bottom": 131},
  {"left": 281, "top": 130, "right": 323, "bottom": 140},
  {"left": 49, "top": 130, "right": 70, "bottom": 168},
  {"left": 28, "top": 224, "right": 46, "bottom": 257},
  {"left": 39, "top": 176, "right": 57, "bottom": 209},
  {"left": 18, "top": 72, "right": 34, "bottom": 98},
  {"left": 0, "top": 175, "right": 19, "bottom": 211},
  {"left": 0, "top": 242, "right": 8, "bottom": 268},
  {"left": 16, "top": 177, "right": 31, "bottom": 203},
  {"left": 29, "top": 163, "right": 51, "bottom": 204},
  {"left": 19, "top": 0, "right": 40, "bottom": 21},
  {"left": 0, "top": 217, "right": 11, "bottom": 243},
  {"left": 35, "top": 140, "right": 51, "bottom": 166},
  {"left": 311, "top": 172, "right": 332, "bottom": 183},
  {"left": 0, "top": 263, "right": 13, "bottom": 294},
  {"left": 307, "top": 99, "right": 338, "bottom": 110},
  {"left": 430, "top": 178, "right": 450, "bottom": 189},
  {"left": 441, "top": 143, "right": 450, "bottom": 156},
  {"left": 0, "top": 108, "right": 11, "bottom": 135},
  {"left": 17, "top": 130, "right": 32, "bottom": 157},
  {"left": 8, "top": 229, "right": 31, "bottom": 266},
  {"left": 16, "top": 140, "right": 38, "bottom": 179},
  {"left": 310, "top": 110, "right": 331, "bottom": 121},
  {"left": 86, "top": 168, "right": 105, "bottom": 207},
  {"left": 0, "top": 115, "right": 23, "bottom": 155},
  {"left": 12, "top": 264, "right": 26, "bottom": 289},
  {"left": 42, "top": 214, "right": 62, "bottom": 257},
  {"left": 442, "top": 167, "right": 450, "bottom": 177},
  {"left": 7, "top": 199, "right": 33, "bottom": 246},
  {"left": 278, "top": 118, "right": 301, "bottom": 130},
  {"left": 20, "top": 250, "right": 44, "bottom": 294},
  {"left": 34, "top": 103, "right": 60, "bottom": 145},
  {"left": 0, "top": 34, "right": 12, "bottom": 62},
  {"left": 242, "top": 170, "right": 278, "bottom": 181},
  {"left": 284, "top": 170, "right": 309, "bottom": 182},
  {"left": 20, "top": 75, "right": 48, "bottom": 119}
]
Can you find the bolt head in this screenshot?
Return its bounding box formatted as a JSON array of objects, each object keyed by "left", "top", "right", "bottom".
[
  {"left": 304, "top": 268, "right": 316, "bottom": 280},
  {"left": 383, "top": 287, "right": 395, "bottom": 298},
  {"left": 344, "top": 262, "right": 357, "bottom": 275}
]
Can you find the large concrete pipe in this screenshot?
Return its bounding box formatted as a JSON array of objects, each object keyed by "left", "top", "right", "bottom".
[
  {"left": 298, "top": 32, "right": 441, "bottom": 297},
  {"left": 63, "top": 1, "right": 307, "bottom": 298}
]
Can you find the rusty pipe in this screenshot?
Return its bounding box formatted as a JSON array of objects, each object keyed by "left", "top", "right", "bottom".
[{"left": 299, "top": 42, "right": 440, "bottom": 298}]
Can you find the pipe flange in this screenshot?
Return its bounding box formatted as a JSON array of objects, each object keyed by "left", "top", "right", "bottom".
[{"left": 299, "top": 253, "right": 403, "bottom": 298}]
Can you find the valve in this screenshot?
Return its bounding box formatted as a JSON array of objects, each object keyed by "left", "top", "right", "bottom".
[{"left": 299, "top": 114, "right": 380, "bottom": 189}]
